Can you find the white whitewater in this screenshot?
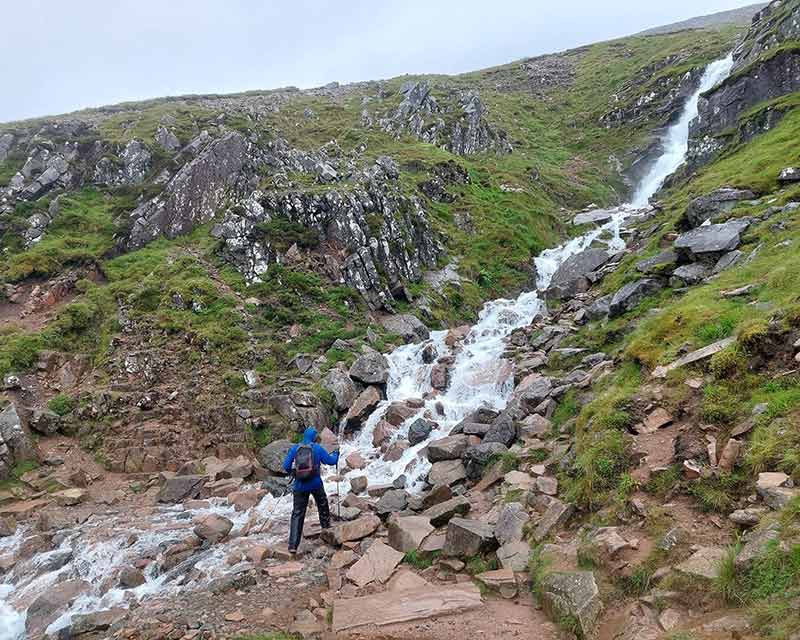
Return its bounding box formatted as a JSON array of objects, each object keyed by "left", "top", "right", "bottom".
[
  {"left": 0, "top": 54, "right": 733, "bottom": 640},
  {"left": 630, "top": 53, "right": 734, "bottom": 207}
]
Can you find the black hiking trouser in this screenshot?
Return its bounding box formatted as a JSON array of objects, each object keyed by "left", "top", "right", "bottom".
[{"left": 288, "top": 485, "right": 330, "bottom": 551}]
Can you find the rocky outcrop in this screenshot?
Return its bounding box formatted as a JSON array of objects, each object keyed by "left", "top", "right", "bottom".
[
  {"left": 689, "top": 0, "right": 800, "bottom": 169},
  {"left": 376, "top": 81, "right": 511, "bottom": 156},
  {"left": 683, "top": 187, "right": 755, "bottom": 228},
  {"left": 212, "top": 156, "right": 441, "bottom": 310},
  {"left": 127, "top": 132, "right": 250, "bottom": 249},
  {"left": 0, "top": 404, "right": 36, "bottom": 480},
  {"left": 94, "top": 139, "right": 152, "bottom": 186}
]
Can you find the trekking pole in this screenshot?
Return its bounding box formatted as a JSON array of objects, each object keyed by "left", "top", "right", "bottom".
[{"left": 336, "top": 446, "right": 341, "bottom": 521}]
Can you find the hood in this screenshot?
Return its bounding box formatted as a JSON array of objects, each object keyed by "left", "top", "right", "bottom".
[{"left": 302, "top": 427, "right": 318, "bottom": 444}]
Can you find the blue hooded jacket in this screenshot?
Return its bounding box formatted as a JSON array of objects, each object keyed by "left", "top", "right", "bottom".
[{"left": 282, "top": 427, "right": 340, "bottom": 492}]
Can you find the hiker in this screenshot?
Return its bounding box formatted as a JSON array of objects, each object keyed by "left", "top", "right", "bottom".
[{"left": 282, "top": 426, "right": 340, "bottom": 554}]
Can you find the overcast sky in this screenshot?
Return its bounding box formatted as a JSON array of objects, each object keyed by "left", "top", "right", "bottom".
[{"left": 1, "top": 0, "right": 754, "bottom": 122}]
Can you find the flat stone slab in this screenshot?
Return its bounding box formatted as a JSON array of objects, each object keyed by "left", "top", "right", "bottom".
[
  {"left": 332, "top": 583, "right": 483, "bottom": 632},
  {"left": 652, "top": 337, "right": 736, "bottom": 378},
  {"left": 675, "top": 546, "right": 726, "bottom": 580},
  {"left": 346, "top": 540, "right": 404, "bottom": 587}
]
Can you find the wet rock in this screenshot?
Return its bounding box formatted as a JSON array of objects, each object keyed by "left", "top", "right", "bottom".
[
  {"left": 384, "top": 401, "right": 419, "bottom": 426},
  {"left": 68, "top": 607, "right": 127, "bottom": 636},
  {"left": 495, "top": 502, "right": 529, "bottom": 545},
  {"left": 194, "top": 513, "right": 233, "bottom": 543},
  {"left": 350, "top": 476, "right": 368, "bottom": 494},
  {"left": 684, "top": 188, "right": 755, "bottom": 228},
  {"left": 26, "top": 578, "right": 90, "bottom": 636},
  {"left": 422, "top": 495, "right": 471, "bottom": 527},
  {"left": 372, "top": 420, "right": 397, "bottom": 447},
  {"left": 463, "top": 442, "right": 508, "bottom": 480},
  {"left": 119, "top": 565, "right": 146, "bottom": 588},
  {"left": 408, "top": 418, "right": 435, "bottom": 445},
  {"left": 430, "top": 363, "right": 451, "bottom": 390},
  {"left": 157, "top": 475, "right": 205, "bottom": 503},
  {"left": 608, "top": 279, "right": 663, "bottom": 318},
  {"left": 427, "top": 435, "right": 469, "bottom": 461},
  {"left": 349, "top": 351, "right": 390, "bottom": 385},
  {"left": 387, "top": 515, "right": 435, "bottom": 553},
  {"left": 380, "top": 314, "right": 429, "bottom": 343},
  {"left": 257, "top": 439, "right": 293, "bottom": 475},
  {"left": 428, "top": 459, "right": 467, "bottom": 486},
  {"left": 545, "top": 248, "right": 610, "bottom": 300},
  {"left": 345, "top": 386, "right": 383, "bottom": 430},
  {"left": 540, "top": 571, "right": 602, "bottom": 638},
  {"left": 0, "top": 516, "right": 16, "bottom": 537},
  {"left": 384, "top": 440, "right": 409, "bottom": 462},
  {"left": 443, "top": 517, "right": 497, "bottom": 557},
  {"left": 261, "top": 476, "right": 292, "bottom": 497}
]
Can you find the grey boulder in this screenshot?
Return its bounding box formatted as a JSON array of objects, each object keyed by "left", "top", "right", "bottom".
[{"left": 608, "top": 279, "right": 662, "bottom": 318}]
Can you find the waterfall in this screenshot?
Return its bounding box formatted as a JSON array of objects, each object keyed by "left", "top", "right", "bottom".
[
  {"left": 0, "top": 54, "right": 734, "bottom": 639},
  {"left": 630, "top": 53, "right": 734, "bottom": 207}
]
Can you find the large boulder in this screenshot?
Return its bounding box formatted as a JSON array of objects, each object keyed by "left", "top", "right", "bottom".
[
  {"left": 157, "top": 475, "right": 205, "bottom": 503},
  {"left": 483, "top": 411, "right": 517, "bottom": 447},
  {"left": 345, "top": 386, "right": 382, "bottom": 430},
  {"left": 608, "top": 279, "right": 663, "bottom": 318},
  {"left": 408, "top": 418, "right": 435, "bottom": 445},
  {"left": 375, "top": 489, "right": 408, "bottom": 516},
  {"left": 380, "top": 314, "right": 430, "bottom": 343},
  {"left": 427, "top": 435, "right": 469, "bottom": 462},
  {"left": 422, "top": 495, "right": 471, "bottom": 527},
  {"left": 545, "top": 248, "right": 610, "bottom": 300},
  {"left": 497, "top": 540, "right": 531, "bottom": 572},
  {"left": 683, "top": 188, "right": 755, "bottom": 228},
  {"left": 443, "top": 517, "right": 497, "bottom": 557},
  {"left": 194, "top": 514, "right": 233, "bottom": 543},
  {"left": 323, "top": 368, "right": 360, "bottom": 412},
  {"left": 345, "top": 540, "right": 405, "bottom": 588},
  {"left": 257, "top": 439, "right": 293, "bottom": 475},
  {"left": 322, "top": 514, "right": 381, "bottom": 545},
  {"left": 387, "top": 515, "right": 435, "bottom": 553},
  {"left": 67, "top": 608, "right": 127, "bottom": 637},
  {"left": 428, "top": 460, "right": 467, "bottom": 486},
  {"left": 463, "top": 442, "right": 507, "bottom": 480},
  {"left": 349, "top": 352, "right": 390, "bottom": 385},
  {"left": 540, "top": 572, "right": 602, "bottom": 639},
  {"left": 735, "top": 523, "right": 780, "bottom": 572},
  {"left": 674, "top": 220, "right": 750, "bottom": 260}
]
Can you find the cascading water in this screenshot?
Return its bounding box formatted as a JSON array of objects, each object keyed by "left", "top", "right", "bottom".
[
  {"left": 0, "top": 54, "right": 733, "bottom": 640},
  {"left": 630, "top": 53, "right": 734, "bottom": 207}
]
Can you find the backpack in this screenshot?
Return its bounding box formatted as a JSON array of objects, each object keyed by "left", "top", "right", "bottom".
[{"left": 294, "top": 444, "right": 317, "bottom": 480}]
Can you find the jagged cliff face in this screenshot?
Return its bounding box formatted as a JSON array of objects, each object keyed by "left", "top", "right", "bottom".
[{"left": 688, "top": 0, "right": 800, "bottom": 169}]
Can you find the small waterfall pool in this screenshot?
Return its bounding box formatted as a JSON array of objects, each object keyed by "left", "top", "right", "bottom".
[{"left": 0, "top": 54, "right": 733, "bottom": 640}]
